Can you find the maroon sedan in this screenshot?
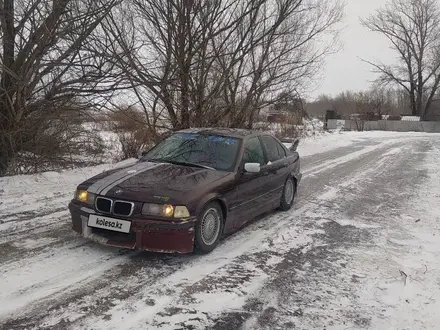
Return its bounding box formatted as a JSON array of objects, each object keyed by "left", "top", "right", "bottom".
[{"left": 69, "top": 128, "right": 301, "bottom": 254}]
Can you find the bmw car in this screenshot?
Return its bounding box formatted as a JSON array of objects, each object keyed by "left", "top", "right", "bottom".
[{"left": 69, "top": 128, "right": 302, "bottom": 254}]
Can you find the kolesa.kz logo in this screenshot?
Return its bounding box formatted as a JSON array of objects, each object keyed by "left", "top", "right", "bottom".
[{"left": 96, "top": 218, "right": 123, "bottom": 229}]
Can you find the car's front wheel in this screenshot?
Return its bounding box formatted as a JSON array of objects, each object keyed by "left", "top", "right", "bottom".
[
  {"left": 194, "top": 201, "right": 224, "bottom": 253},
  {"left": 279, "top": 176, "right": 296, "bottom": 211}
]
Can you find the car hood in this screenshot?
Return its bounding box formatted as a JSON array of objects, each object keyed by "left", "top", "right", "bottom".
[{"left": 80, "top": 161, "right": 232, "bottom": 203}]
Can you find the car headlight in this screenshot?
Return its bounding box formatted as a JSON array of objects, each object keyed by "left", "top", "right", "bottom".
[
  {"left": 174, "top": 206, "right": 190, "bottom": 218},
  {"left": 74, "top": 190, "right": 95, "bottom": 205},
  {"left": 141, "top": 203, "right": 190, "bottom": 218}
]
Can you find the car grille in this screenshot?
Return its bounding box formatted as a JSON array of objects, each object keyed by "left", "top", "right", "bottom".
[
  {"left": 96, "top": 197, "right": 112, "bottom": 213},
  {"left": 113, "top": 201, "right": 134, "bottom": 216},
  {"left": 95, "top": 197, "right": 134, "bottom": 216}
]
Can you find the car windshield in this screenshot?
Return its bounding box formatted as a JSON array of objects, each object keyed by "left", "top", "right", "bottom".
[{"left": 142, "top": 133, "right": 241, "bottom": 171}]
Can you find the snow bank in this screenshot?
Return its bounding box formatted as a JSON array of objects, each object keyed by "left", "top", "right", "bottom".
[{"left": 0, "top": 159, "right": 136, "bottom": 217}]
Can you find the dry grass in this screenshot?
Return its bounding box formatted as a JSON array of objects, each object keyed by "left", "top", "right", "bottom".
[
  {"left": 105, "top": 106, "right": 155, "bottom": 160},
  {"left": 4, "top": 108, "right": 106, "bottom": 175}
]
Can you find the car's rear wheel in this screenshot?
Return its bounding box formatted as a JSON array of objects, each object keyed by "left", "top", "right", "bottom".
[
  {"left": 194, "top": 201, "right": 224, "bottom": 253},
  {"left": 279, "top": 176, "right": 296, "bottom": 211}
]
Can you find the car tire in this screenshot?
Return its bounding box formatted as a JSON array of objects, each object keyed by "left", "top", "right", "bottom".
[
  {"left": 194, "top": 201, "right": 224, "bottom": 254},
  {"left": 279, "top": 176, "right": 296, "bottom": 211}
]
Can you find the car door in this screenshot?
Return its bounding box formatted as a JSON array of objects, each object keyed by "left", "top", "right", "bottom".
[
  {"left": 232, "top": 136, "right": 272, "bottom": 229},
  {"left": 260, "top": 135, "right": 291, "bottom": 205}
]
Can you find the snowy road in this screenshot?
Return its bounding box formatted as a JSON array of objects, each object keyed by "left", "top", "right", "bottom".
[{"left": 1, "top": 132, "right": 440, "bottom": 330}]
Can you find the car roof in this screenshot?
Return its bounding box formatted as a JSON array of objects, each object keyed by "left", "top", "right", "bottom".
[{"left": 175, "top": 127, "right": 261, "bottom": 139}]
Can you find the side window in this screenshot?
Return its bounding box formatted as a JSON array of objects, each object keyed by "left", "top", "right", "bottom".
[
  {"left": 242, "top": 137, "right": 265, "bottom": 165},
  {"left": 261, "top": 136, "right": 285, "bottom": 162},
  {"left": 276, "top": 141, "right": 286, "bottom": 158}
]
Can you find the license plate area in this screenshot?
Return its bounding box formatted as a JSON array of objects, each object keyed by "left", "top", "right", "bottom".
[{"left": 88, "top": 214, "right": 131, "bottom": 233}]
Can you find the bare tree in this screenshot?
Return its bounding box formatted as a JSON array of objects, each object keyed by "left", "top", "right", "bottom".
[
  {"left": 0, "top": 0, "right": 121, "bottom": 175},
  {"left": 368, "top": 87, "right": 395, "bottom": 118},
  {"left": 361, "top": 0, "right": 440, "bottom": 119},
  {"left": 307, "top": 87, "right": 400, "bottom": 118},
  {"left": 100, "top": 0, "right": 343, "bottom": 134}
]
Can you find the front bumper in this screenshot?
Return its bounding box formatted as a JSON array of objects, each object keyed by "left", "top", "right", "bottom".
[{"left": 69, "top": 201, "right": 197, "bottom": 253}]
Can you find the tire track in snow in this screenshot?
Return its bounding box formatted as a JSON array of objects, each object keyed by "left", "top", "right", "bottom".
[{"left": 225, "top": 139, "right": 433, "bottom": 330}]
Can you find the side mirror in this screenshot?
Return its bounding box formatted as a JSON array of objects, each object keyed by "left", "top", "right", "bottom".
[
  {"left": 138, "top": 150, "right": 148, "bottom": 159},
  {"left": 244, "top": 162, "right": 261, "bottom": 173},
  {"left": 290, "top": 139, "right": 299, "bottom": 152}
]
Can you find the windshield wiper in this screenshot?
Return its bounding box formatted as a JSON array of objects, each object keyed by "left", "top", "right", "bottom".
[
  {"left": 165, "top": 159, "right": 215, "bottom": 170},
  {"left": 143, "top": 157, "right": 215, "bottom": 170},
  {"left": 143, "top": 158, "right": 165, "bottom": 163}
]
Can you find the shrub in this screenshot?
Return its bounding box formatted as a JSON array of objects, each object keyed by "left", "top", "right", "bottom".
[
  {"left": 3, "top": 107, "right": 105, "bottom": 175},
  {"left": 106, "top": 106, "right": 154, "bottom": 160}
]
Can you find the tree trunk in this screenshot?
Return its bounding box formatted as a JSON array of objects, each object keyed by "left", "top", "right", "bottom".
[
  {"left": 180, "top": 76, "right": 190, "bottom": 129},
  {"left": 0, "top": 0, "right": 15, "bottom": 176},
  {"left": 416, "top": 69, "right": 424, "bottom": 116},
  {"left": 409, "top": 83, "right": 417, "bottom": 115},
  {"left": 0, "top": 152, "right": 9, "bottom": 176},
  {"left": 1, "top": 0, "right": 15, "bottom": 106},
  {"left": 2, "top": 0, "right": 14, "bottom": 70},
  {"left": 0, "top": 123, "right": 16, "bottom": 176}
]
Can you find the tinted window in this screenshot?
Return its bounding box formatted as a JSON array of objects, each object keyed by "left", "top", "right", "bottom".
[
  {"left": 242, "top": 137, "right": 265, "bottom": 165},
  {"left": 143, "top": 133, "right": 240, "bottom": 171},
  {"left": 276, "top": 141, "right": 287, "bottom": 158},
  {"left": 261, "top": 136, "right": 285, "bottom": 162}
]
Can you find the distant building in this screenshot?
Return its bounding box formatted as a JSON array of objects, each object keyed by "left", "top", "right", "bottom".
[
  {"left": 400, "top": 116, "right": 420, "bottom": 122},
  {"left": 266, "top": 97, "right": 306, "bottom": 124}
]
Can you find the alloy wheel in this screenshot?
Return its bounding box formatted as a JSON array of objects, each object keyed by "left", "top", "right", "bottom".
[
  {"left": 200, "top": 208, "right": 221, "bottom": 246},
  {"left": 284, "top": 179, "right": 294, "bottom": 205}
]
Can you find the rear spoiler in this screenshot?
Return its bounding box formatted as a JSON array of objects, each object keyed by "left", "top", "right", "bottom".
[{"left": 279, "top": 138, "right": 299, "bottom": 152}]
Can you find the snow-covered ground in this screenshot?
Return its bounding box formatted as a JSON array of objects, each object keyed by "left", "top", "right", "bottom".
[{"left": 1, "top": 131, "right": 440, "bottom": 330}]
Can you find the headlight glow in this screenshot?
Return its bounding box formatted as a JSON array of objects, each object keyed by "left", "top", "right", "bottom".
[
  {"left": 141, "top": 203, "right": 190, "bottom": 218},
  {"left": 76, "top": 190, "right": 88, "bottom": 202},
  {"left": 162, "top": 204, "right": 174, "bottom": 217},
  {"left": 74, "top": 190, "right": 95, "bottom": 205}
]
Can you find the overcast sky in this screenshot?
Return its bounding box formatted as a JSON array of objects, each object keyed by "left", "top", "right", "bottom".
[{"left": 310, "top": 0, "right": 396, "bottom": 100}]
